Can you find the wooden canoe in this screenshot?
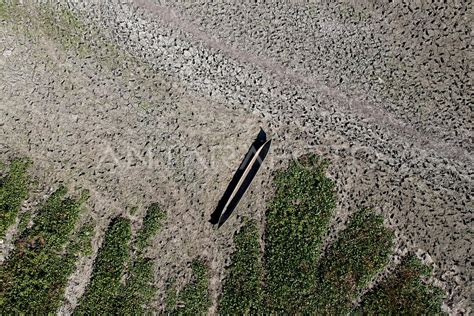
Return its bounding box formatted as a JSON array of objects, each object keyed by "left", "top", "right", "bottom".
[{"left": 210, "top": 129, "right": 271, "bottom": 228}]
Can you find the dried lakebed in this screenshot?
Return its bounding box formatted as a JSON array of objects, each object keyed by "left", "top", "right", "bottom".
[{"left": 0, "top": 1, "right": 471, "bottom": 313}]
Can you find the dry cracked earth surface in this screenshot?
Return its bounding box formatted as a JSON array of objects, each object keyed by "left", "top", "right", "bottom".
[{"left": 0, "top": 0, "right": 472, "bottom": 314}]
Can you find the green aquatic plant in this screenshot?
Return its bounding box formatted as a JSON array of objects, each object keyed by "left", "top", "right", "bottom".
[
  {"left": 0, "top": 186, "right": 86, "bottom": 313},
  {"left": 0, "top": 158, "right": 30, "bottom": 237}
]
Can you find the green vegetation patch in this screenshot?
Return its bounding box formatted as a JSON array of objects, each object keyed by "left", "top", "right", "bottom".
[
  {"left": 36, "top": 5, "right": 89, "bottom": 55},
  {"left": 16, "top": 211, "right": 31, "bottom": 236},
  {"left": 75, "top": 203, "right": 166, "bottom": 314},
  {"left": 165, "top": 278, "right": 179, "bottom": 312},
  {"left": 167, "top": 260, "right": 211, "bottom": 315},
  {"left": 75, "top": 217, "right": 132, "bottom": 315},
  {"left": 359, "top": 255, "right": 445, "bottom": 314},
  {"left": 3, "top": 2, "right": 133, "bottom": 72},
  {"left": 1, "top": 2, "right": 89, "bottom": 55},
  {"left": 0, "top": 158, "right": 30, "bottom": 237},
  {"left": 116, "top": 203, "right": 167, "bottom": 313},
  {"left": 135, "top": 203, "right": 166, "bottom": 251},
  {"left": 263, "top": 155, "right": 336, "bottom": 312},
  {"left": 116, "top": 257, "right": 156, "bottom": 314},
  {"left": 70, "top": 222, "right": 94, "bottom": 257},
  {"left": 0, "top": 1, "right": 14, "bottom": 21},
  {"left": 0, "top": 186, "right": 85, "bottom": 313},
  {"left": 219, "top": 222, "right": 263, "bottom": 315},
  {"left": 218, "top": 155, "right": 444, "bottom": 314},
  {"left": 313, "top": 208, "right": 394, "bottom": 314}
]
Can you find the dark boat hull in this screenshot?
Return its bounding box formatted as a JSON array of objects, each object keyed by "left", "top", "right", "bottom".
[{"left": 210, "top": 129, "right": 271, "bottom": 227}]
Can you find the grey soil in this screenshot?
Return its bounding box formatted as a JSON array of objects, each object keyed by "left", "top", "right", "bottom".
[{"left": 0, "top": 1, "right": 471, "bottom": 314}]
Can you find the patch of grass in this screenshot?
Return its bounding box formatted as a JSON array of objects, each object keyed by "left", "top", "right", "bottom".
[
  {"left": 74, "top": 204, "right": 166, "bottom": 314},
  {"left": 128, "top": 205, "right": 139, "bottom": 215},
  {"left": 116, "top": 257, "right": 156, "bottom": 314},
  {"left": 263, "top": 155, "right": 336, "bottom": 312},
  {"left": 165, "top": 278, "right": 179, "bottom": 311},
  {"left": 115, "top": 203, "right": 166, "bottom": 313},
  {"left": 27, "top": 186, "right": 85, "bottom": 250},
  {"left": 0, "top": 186, "right": 85, "bottom": 313},
  {"left": 358, "top": 255, "right": 445, "bottom": 314},
  {"left": 16, "top": 211, "right": 31, "bottom": 235},
  {"left": 312, "top": 208, "right": 394, "bottom": 314},
  {"left": 36, "top": 5, "right": 89, "bottom": 55},
  {"left": 219, "top": 221, "right": 263, "bottom": 315},
  {"left": 74, "top": 217, "right": 131, "bottom": 315},
  {"left": 135, "top": 203, "right": 166, "bottom": 251},
  {"left": 1, "top": 2, "right": 91, "bottom": 56},
  {"left": 70, "top": 222, "right": 94, "bottom": 257},
  {"left": 3, "top": 2, "right": 132, "bottom": 71},
  {"left": 167, "top": 259, "right": 211, "bottom": 315},
  {"left": 8, "top": 3, "right": 88, "bottom": 55},
  {"left": 0, "top": 158, "right": 30, "bottom": 237},
  {"left": 0, "top": 1, "right": 14, "bottom": 21},
  {"left": 218, "top": 155, "right": 444, "bottom": 314}
]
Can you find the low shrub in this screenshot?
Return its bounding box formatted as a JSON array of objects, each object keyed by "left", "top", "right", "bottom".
[
  {"left": 358, "top": 255, "right": 445, "bottom": 314},
  {"left": 135, "top": 203, "right": 166, "bottom": 251},
  {"left": 0, "top": 158, "right": 30, "bottom": 237},
  {"left": 263, "top": 155, "right": 336, "bottom": 312},
  {"left": 116, "top": 203, "right": 167, "bottom": 313},
  {"left": 16, "top": 211, "right": 31, "bottom": 236},
  {"left": 218, "top": 155, "right": 444, "bottom": 314},
  {"left": 75, "top": 203, "right": 166, "bottom": 314},
  {"left": 70, "top": 222, "right": 94, "bottom": 257},
  {"left": 74, "top": 217, "right": 131, "bottom": 315},
  {"left": 312, "top": 208, "right": 394, "bottom": 314},
  {"left": 167, "top": 259, "right": 211, "bottom": 315},
  {"left": 219, "top": 222, "right": 263, "bottom": 315},
  {"left": 165, "top": 278, "right": 178, "bottom": 312},
  {"left": 0, "top": 186, "right": 84, "bottom": 313}
]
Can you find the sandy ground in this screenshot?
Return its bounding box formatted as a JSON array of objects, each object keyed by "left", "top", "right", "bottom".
[{"left": 0, "top": 1, "right": 471, "bottom": 314}]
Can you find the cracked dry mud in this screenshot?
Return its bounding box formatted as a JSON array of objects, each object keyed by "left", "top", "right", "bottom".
[{"left": 0, "top": 1, "right": 472, "bottom": 314}]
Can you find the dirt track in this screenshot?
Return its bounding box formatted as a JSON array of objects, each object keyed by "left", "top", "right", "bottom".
[{"left": 0, "top": 1, "right": 472, "bottom": 314}]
